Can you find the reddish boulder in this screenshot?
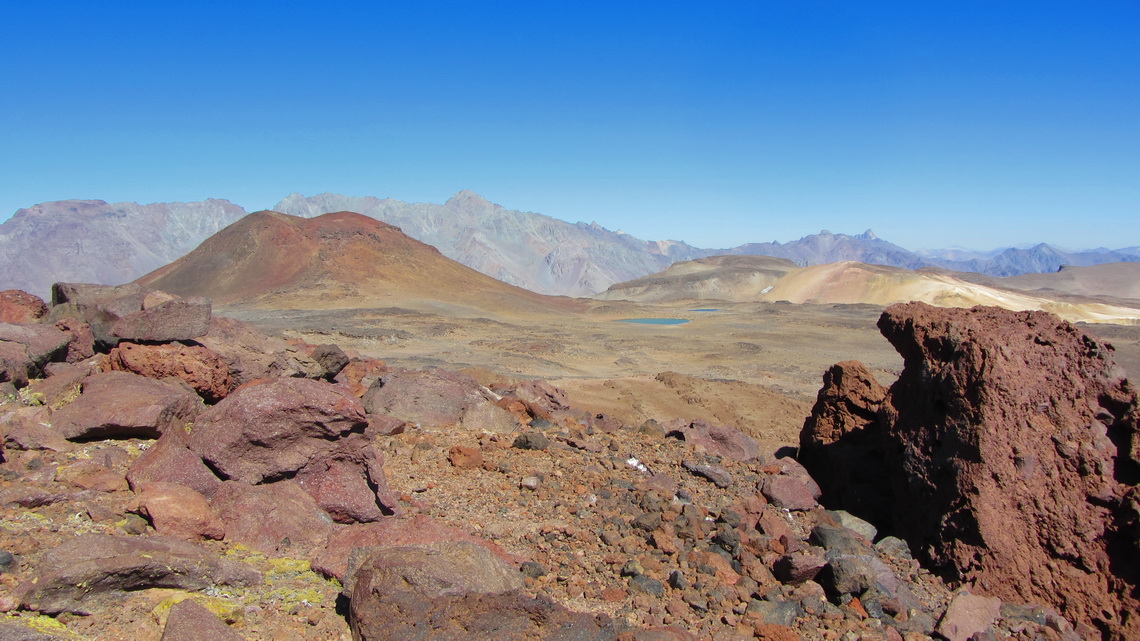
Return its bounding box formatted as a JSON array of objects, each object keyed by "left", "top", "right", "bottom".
[
  {"left": 186, "top": 377, "right": 367, "bottom": 484},
  {"left": 209, "top": 480, "right": 334, "bottom": 555},
  {"left": 311, "top": 515, "right": 519, "bottom": 588},
  {"left": 160, "top": 599, "right": 246, "bottom": 641},
  {"left": 197, "top": 316, "right": 279, "bottom": 385},
  {"left": 323, "top": 531, "right": 675, "bottom": 639},
  {"left": 133, "top": 482, "right": 225, "bottom": 540},
  {"left": 50, "top": 371, "right": 203, "bottom": 440},
  {"left": 51, "top": 317, "right": 95, "bottom": 363},
  {"left": 334, "top": 356, "right": 389, "bottom": 397},
  {"left": 363, "top": 368, "right": 509, "bottom": 429},
  {"left": 187, "top": 377, "right": 393, "bottom": 520},
  {"left": 18, "top": 534, "right": 260, "bottom": 615},
  {"left": 111, "top": 296, "right": 211, "bottom": 342},
  {"left": 126, "top": 427, "right": 223, "bottom": 498},
  {"left": 106, "top": 340, "right": 233, "bottom": 402},
  {"left": 663, "top": 418, "right": 761, "bottom": 462},
  {"left": 800, "top": 302, "right": 1140, "bottom": 639},
  {"left": 935, "top": 590, "right": 1002, "bottom": 641},
  {"left": 0, "top": 322, "right": 71, "bottom": 386},
  {"left": 0, "top": 290, "right": 47, "bottom": 323}
]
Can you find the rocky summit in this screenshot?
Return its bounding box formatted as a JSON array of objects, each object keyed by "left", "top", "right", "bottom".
[
  {"left": 802, "top": 302, "right": 1139, "bottom": 640},
  {"left": 0, "top": 281, "right": 1134, "bottom": 641}
]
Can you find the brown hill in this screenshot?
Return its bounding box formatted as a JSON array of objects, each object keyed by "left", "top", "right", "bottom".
[{"left": 135, "top": 211, "right": 583, "bottom": 318}]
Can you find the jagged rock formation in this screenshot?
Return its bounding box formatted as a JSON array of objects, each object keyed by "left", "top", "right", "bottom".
[
  {"left": 0, "top": 199, "right": 247, "bottom": 299},
  {"left": 800, "top": 302, "right": 1140, "bottom": 639}
]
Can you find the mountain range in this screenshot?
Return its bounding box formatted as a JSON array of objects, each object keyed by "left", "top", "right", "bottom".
[{"left": 2, "top": 192, "right": 1138, "bottom": 299}]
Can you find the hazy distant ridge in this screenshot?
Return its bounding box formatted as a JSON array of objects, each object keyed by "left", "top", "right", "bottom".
[{"left": 2, "top": 191, "right": 1138, "bottom": 299}]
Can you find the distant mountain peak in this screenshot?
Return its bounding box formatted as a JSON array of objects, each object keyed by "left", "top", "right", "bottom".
[
  {"left": 857, "top": 229, "right": 878, "bottom": 240},
  {"left": 445, "top": 190, "right": 493, "bottom": 209}
]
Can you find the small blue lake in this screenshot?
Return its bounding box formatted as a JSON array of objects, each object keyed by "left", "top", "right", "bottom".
[
  {"left": 618, "top": 318, "right": 690, "bottom": 325},
  {"left": 689, "top": 308, "right": 720, "bottom": 312}
]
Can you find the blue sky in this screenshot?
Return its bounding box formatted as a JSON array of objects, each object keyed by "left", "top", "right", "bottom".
[{"left": 2, "top": 1, "right": 1137, "bottom": 250}]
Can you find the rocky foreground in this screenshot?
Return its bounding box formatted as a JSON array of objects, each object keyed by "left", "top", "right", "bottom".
[{"left": 0, "top": 285, "right": 1135, "bottom": 640}]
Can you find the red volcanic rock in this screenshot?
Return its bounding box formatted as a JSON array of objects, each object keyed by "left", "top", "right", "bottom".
[
  {"left": 363, "top": 368, "right": 516, "bottom": 432},
  {"left": 50, "top": 371, "right": 204, "bottom": 440},
  {"left": 186, "top": 377, "right": 367, "bottom": 484},
  {"left": 197, "top": 316, "right": 279, "bottom": 385},
  {"left": 209, "top": 480, "right": 334, "bottom": 556},
  {"left": 18, "top": 534, "right": 260, "bottom": 615},
  {"left": 491, "top": 379, "right": 572, "bottom": 422},
  {"left": 127, "top": 427, "right": 223, "bottom": 498},
  {"left": 800, "top": 302, "right": 1140, "bottom": 638},
  {"left": 160, "top": 599, "right": 246, "bottom": 641},
  {"left": 663, "top": 418, "right": 761, "bottom": 462},
  {"left": 186, "top": 377, "right": 393, "bottom": 520},
  {"left": 935, "top": 590, "right": 1002, "bottom": 641},
  {"left": 0, "top": 290, "right": 47, "bottom": 323},
  {"left": 799, "top": 360, "right": 891, "bottom": 525},
  {"left": 133, "top": 482, "right": 225, "bottom": 541},
  {"left": 52, "top": 317, "right": 95, "bottom": 363},
  {"left": 111, "top": 296, "right": 211, "bottom": 342},
  {"left": 106, "top": 340, "right": 233, "bottom": 402},
  {"left": 334, "top": 356, "right": 388, "bottom": 397},
  {"left": 311, "top": 515, "right": 520, "bottom": 589},
  {"left": 0, "top": 322, "right": 71, "bottom": 386}
]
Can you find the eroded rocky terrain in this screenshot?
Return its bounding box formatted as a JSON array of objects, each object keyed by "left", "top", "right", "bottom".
[{"left": 0, "top": 283, "right": 1137, "bottom": 641}]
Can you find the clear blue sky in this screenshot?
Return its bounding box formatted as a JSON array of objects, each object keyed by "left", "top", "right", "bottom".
[{"left": 2, "top": 1, "right": 1137, "bottom": 250}]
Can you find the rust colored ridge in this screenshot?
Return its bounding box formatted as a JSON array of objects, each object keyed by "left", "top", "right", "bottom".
[{"left": 134, "top": 210, "right": 584, "bottom": 316}]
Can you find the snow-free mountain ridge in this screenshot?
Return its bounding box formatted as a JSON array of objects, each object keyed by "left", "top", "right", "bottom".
[{"left": 2, "top": 191, "right": 1138, "bottom": 299}]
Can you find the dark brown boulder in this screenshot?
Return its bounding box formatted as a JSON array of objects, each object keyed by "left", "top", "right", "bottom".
[
  {"left": 50, "top": 371, "right": 203, "bottom": 440},
  {"left": 111, "top": 296, "right": 211, "bottom": 342},
  {"left": 0, "top": 290, "right": 47, "bottom": 323},
  {"left": 800, "top": 302, "right": 1140, "bottom": 639},
  {"left": 311, "top": 343, "right": 349, "bottom": 379},
  {"left": 106, "top": 340, "right": 233, "bottom": 402},
  {"left": 18, "top": 534, "right": 260, "bottom": 615},
  {"left": 799, "top": 361, "right": 891, "bottom": 525}
]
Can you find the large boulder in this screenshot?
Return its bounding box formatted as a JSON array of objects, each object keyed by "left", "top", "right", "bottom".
[
  {"left": 209, "top": 480, "right": 335, "bottom": 556},
  {"left": 18, "top": 534, "right": 260, "bottom": 615},
  {"left": 799, "top": 361, "right": 891, "bottom": 525},
  {"left": 47, "top": 282, "right": 149, "bottom": 349},
  {"left": 106, "top": 340, "right": 233, "bottom": 402},
  {"left": 800, "top": 302, "right": 1140, "bottom": 639},
  {"left": 363, "top": 368, "right": 517, "bottom": 432},
  {"left": 0, "top": 290, "right": 47, "bottom": 323},
  {"left": 663, "top": 418, "right": 761, "bottom": 462},
  {"left": 348, "top": 541, "right": 619, "bottom": 641},
  {"left": 187, "top": 378, "right": 394, "bottom": 521},
  {"left": 126, "top": 426, "right": 223, "bottom": 498},
  {"left": 0, "top": 322, "right": 71, "bottom": 386},
  {"left": 111, "top": 296, "right": 211, "bottom": 342},
  {"left": 50, "top": 371, "right": 204, "bottom": 440}
]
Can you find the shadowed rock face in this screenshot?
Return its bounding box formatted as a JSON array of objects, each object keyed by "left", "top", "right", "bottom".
[{"left": 800, "top": 302, "right": 1140, "bottom": 639}]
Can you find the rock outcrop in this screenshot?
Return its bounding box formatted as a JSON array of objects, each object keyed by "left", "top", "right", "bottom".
[{"left": 800, "top": 302, "right": 1140, "bottom": 639}]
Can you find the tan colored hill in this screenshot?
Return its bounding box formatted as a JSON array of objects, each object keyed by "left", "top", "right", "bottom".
[
  {"left": 952, "top": 262, "right": 1140, "bottom": 303},
  {"left": 596, "top": 255, "right": 1140, "bottom": 324},
  {"left": 135, "top": 210, "right": 584, "bottom": 318}
]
